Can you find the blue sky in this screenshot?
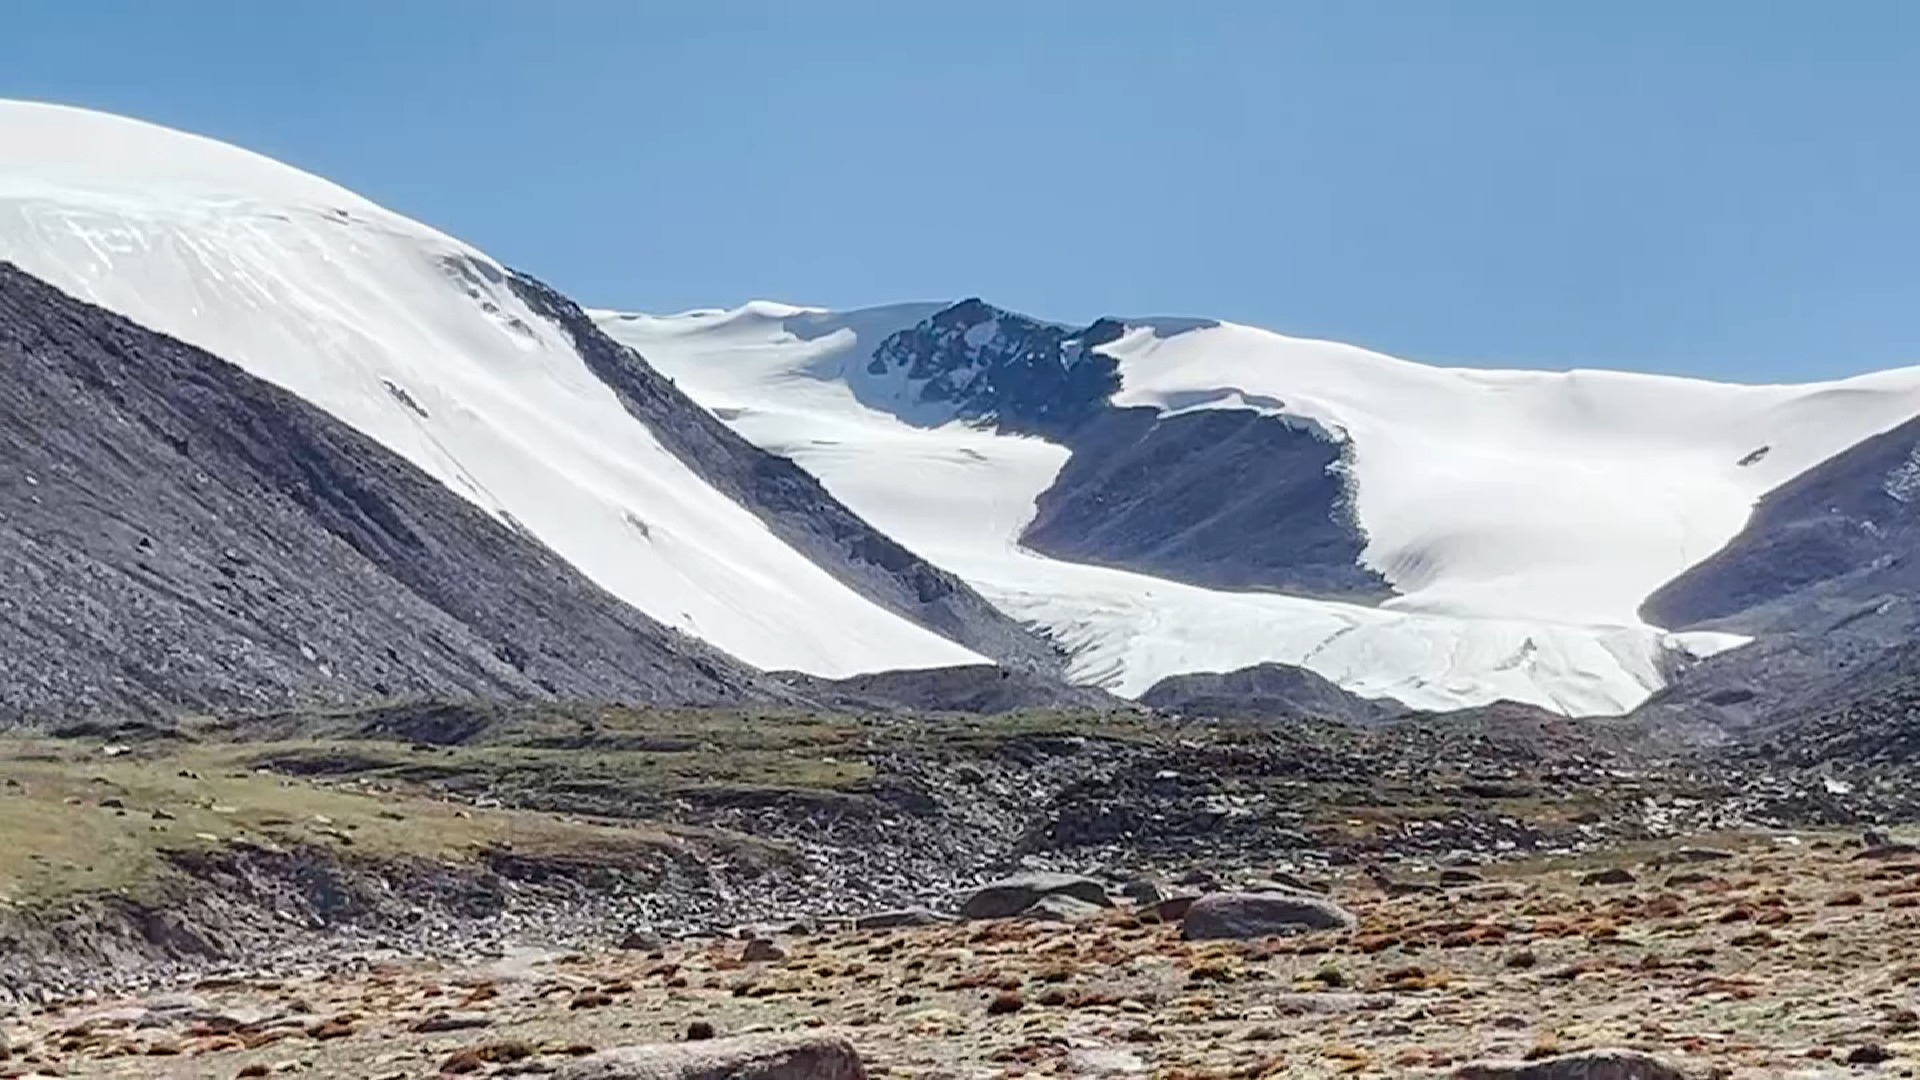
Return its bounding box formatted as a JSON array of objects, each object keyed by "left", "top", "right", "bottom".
[{"left": 4, "top": 2, "right": 1917, "bottom": 380}]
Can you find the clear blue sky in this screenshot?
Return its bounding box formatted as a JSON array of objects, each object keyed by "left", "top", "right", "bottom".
[{"left": 4, "top": 2, "right": 1917, "bottom": 380}]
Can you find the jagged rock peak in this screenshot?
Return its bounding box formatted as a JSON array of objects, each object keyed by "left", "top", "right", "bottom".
[{"left": 866, "top": 299, "right": 1125, "bottom": 437}]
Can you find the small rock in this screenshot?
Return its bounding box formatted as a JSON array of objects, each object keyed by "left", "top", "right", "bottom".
[
  {"left": 1453, "top": 1047, "right": 1688, "bottom": 1079},
  {"left": 742, "top": 938, "right": 785, "bottom": 963},
  {"left": 1848, "top": 1044, "right": 1894, "bottom": 1065},
  {"left": 1182, "top": 891, "right": 1356, "bottom": 940},
  {"left": 411, "top": 1011, "right": 493, "bottom": 1034},
  {"left": 1580, "top": 868, "right": 1636, "bottom": 887},
  {"left": 1665, "top": 871, "right": 1717, "bottom": 887},
  {"left": 1067, "top": 1046, "right": 1148, "bottom": 1076},
  {"left": 1662, "top": 847, "right": 1734, "bottom": 864},
  {"left": 308, "top": 1017, "right": 355, "bottom": 1040},
  {"left": 439, "top": 1041, "right": 534, "bottom": 1075},
  {"left": 616, "top": 931, "right": 663, "bottom": 952},
  {"left": 986, "top": 991, "right": 1024, "bottom": 1016},
  {"left": 555, "top": 1033, "right": 866, "bottom": 1079},
  {"left": 1118, "top": 877, "right": 1165, "bottom": 905},
  {"left": 685, "top": 1021, "right": 716, "bottom": 1041}
]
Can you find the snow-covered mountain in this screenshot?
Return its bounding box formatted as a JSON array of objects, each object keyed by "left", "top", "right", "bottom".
[
  {"left": 0, "top": 100, "right": 1044, "bottom": 682},
  {"left": 9, "top": 99, "right": 1918, "bottom": 723},
  {"left": 598, "top": 299, "right": 1920, "bottom": 716}
]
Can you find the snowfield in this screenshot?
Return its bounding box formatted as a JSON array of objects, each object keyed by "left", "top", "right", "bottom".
[
  {"left": 601, "top": 304, "right": 1920, "bottom": 715},
  {"left": 0, "top": 100, "right": 982, "bottom": 676}
]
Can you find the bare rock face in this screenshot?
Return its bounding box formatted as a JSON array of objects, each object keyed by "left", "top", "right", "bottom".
[
  {"left": 1139, "top": 662, "right": 1393, "bottom": 724},
  {"left": 0, "top": 262, "right": 780, "bottom": 723},
  {"left": 555, "top": 1033, "right": 867, "bottom": 1080},
  {"left": 1179, "top": 890, "right": 1356, "bottom": 939},
  {"left": 1453, "top": 1048, "right": 1691, "bottom": 1080}
]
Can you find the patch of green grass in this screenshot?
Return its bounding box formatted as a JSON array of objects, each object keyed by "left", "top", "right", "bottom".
[{"left": 0, "top": 737, "right": 687, "bottom": 906}]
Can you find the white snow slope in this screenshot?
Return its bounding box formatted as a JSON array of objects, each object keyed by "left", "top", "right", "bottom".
[
  {"left": 599, "top": 303, "right": 1920, "bottom": 716},
  {"left": 0, "top": 100, "right": 982, "bottom": 676}
]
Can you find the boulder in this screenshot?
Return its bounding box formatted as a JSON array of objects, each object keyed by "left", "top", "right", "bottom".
[
  {"left": 1452, "top": 1047, "right": 1689, "bottom": 1080},
  {"left": 1118, "top": 877, "right": 1165, "bottom": 905},
  {"left": 555, "top": 1033, "right": 866, "bottom": 1080},
  {"left": 960, "top": 873, "right": 1110, "bottom": 920},
  {"left": 1181, "top": 891, "right": 1355, "bottom": 940}
]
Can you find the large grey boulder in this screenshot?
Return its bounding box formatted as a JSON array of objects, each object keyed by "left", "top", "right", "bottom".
[
  {"left": 1453, "top": 1048, "right": 1690, "bottom": 1080},
  {"left": 1180, "top": 890, "right": 1356, "bottom": 940},
  {"left": 960, "top": 872, "right": 1111, "bottom": 920},
  {"left": 555, "top": 1033, "right": 866, "bottom": 1080}
]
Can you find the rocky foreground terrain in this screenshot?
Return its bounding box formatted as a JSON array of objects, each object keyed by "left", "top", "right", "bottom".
[{"left": 1, "top": 701, "right": 1918, "bottom": 1078}]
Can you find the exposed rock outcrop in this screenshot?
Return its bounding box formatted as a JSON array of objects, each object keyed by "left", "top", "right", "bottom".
[{"left": 0, "top": 263, "right": 779, "bottom": 722}]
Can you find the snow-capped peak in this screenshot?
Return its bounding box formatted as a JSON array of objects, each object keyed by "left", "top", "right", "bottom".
[
  {"left": 0, "top": 100, "right": 985, "bottom": 678},
  {"left": 852, "top": 298, "right": 1125, "bottom": 433}
]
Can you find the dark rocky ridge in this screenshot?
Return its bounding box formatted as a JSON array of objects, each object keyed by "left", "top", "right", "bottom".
[
  {"left": 1631, "top": 625, "right": 1920, "bottom": 742},
  {"left": 1643, "top": 414, "right": 1920, "bottom": 632},
  {"left": 1634, "top": 415, "right": 1920, "bottom": 737},
  {"left": 772, "top": 664, "right": 1133, "bottom": 715},
  {"left": 507, "top": 276, "right": 1062, "bottom": 674},
  {"left": 1735, "top": 640, "right": 1920, "bottom": 767},
  {"left": 1139, "top": 662, "right": 1394, "bottom": 725},
  {"left": 0, "top": 262, "right": 781, "bottom": 723},
  {"left": 866, "top": 300, "right": 1389, "bottom": 601},
  {"left": 863, "top": 298, "right": 1125, "bottom": 438},
  {"left": 1022, "top": 408, "right": 1391, "bottom": 598}
]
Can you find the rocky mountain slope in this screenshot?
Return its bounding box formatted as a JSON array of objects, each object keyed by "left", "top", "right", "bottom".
[
  {"left": 0, "top": 262, "right": 779, "bottom": 721},
  {"left": 1139, "top": 662, "right": 1394, "bottom": 724},
  {"left": 1632, "top": 415, "right": 1920, "bottom": 735},
  {"left": 1729, "top": 641, "right": 1920, "bottom": 766},
  {"left": 1644, "top": 413, "right": 1920, "bottom": 634}
]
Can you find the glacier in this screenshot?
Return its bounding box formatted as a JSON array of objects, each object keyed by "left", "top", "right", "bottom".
[{"left": 599, "top": 302, "right": 1920, "bottom": 715}]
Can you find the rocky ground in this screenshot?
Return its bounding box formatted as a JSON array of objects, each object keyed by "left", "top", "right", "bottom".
[
  {"left": 6, "top": 830, "right": 1920, "bottom": 1078},
  {"left": 2, "top": 701, "right": 1919, "bottom": 1077}
]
